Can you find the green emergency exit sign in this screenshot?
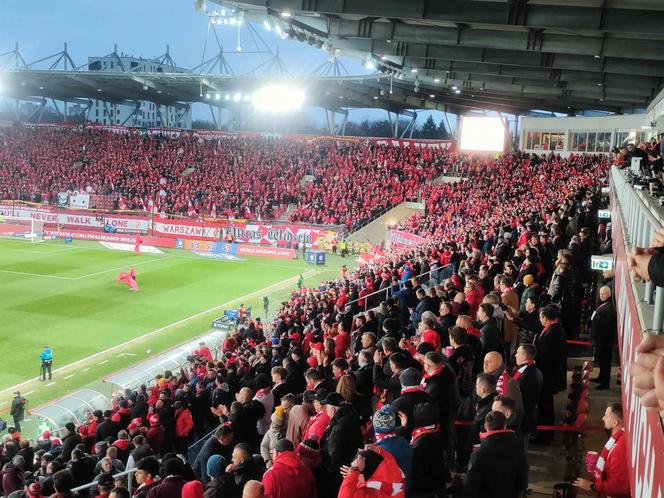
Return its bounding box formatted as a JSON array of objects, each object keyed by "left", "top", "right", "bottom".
[{"left": 591, "top": 255, "right": 613, "bottom": 271}]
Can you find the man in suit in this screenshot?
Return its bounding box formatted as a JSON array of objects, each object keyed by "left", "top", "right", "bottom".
[
  {"left": 512, "top": 344, "right": 543, "bottom": 450},
  {"left": 532, "top": 305, "right": 567, "bottom": 445},
  {"left": 591, "top": 286, "right": 618, "bottom": 390}
]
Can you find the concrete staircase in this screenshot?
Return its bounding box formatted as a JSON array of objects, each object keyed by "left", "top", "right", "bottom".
[
  {"left": 277, "top": 203, "right": 297, "bottom": 222},
  {"left": 347, "top": 201, "right": 424, "bottom": 246}
]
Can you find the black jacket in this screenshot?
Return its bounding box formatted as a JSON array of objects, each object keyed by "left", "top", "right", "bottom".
[
  {"left": 463, "top": 431, "right": 528, "bottom": 498},
  {"left": 448, "top": 345, "right": 476, "bottom": 398},
  {"left": 422, "top": 366, "right": 460, "bottom": 435},
  {"left": 60, "top": 432, "right": 82, "bottom": 462},
  {"left": 353, "top": 364, "right": 374, "bottom": 399},
  {"left": 321, "top": 404, "right": 364, "bottom": 481},
  {"left": 228, "top": 400, "right": 264, "bottom": 449},
  {"left": 95, "top": 418, "right": 120, "bottom": 443},
  {"left": 411, "top": 428, "right": 448, "bottom": 494},
  {"left": 591, "top": 300, "right": 617, "bottom": 352},
  {"left": 466, "top": 392, "right": 498, "bottom": 455},
  {"left": 534, "top": 322, "right": 567, "bottom": 394},
  {"left": 479, "top": 319, "right": 503, "bottom": 357},
  {"left": 206, "top": 459, "right": 263, "bottom": 498},
  {"left": 193, "top": 437, "right": 233, "bottom": 484},
  {"left": 391, "top": 389, "right": 433, "bottom": 434},
  {"left": 513, "top": 364, "right": 543, "bottom": 434}
]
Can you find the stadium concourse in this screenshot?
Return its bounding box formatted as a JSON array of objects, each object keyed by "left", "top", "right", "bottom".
[{"left": 0, "top": 126, "right": 641, "bottom": 498}]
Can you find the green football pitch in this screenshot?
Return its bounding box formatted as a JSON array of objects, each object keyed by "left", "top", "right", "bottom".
[{"left": 0, "top": 237, "right": 345, "bottom": 414}]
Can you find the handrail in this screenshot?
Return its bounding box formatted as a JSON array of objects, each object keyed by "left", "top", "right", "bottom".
[
  {"left": 343, "top": 263, "right": 455, "bottom": 313},
  {"left": 71, "top": 468, "right": 137, "bottom": 494},
  {"left": 610, "top": 166, "right": 664, "bottom": 332}
]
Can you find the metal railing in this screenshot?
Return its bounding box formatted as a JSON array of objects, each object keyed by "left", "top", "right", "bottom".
[
  {"left": 344, "top": 263, "right": 456, "bottom": 313},
  {"left": 611, "top": 166, "right": 664, "bottom": 332},
  {"left": 71, "top": 468, "right": 137, "bottom": 495}
]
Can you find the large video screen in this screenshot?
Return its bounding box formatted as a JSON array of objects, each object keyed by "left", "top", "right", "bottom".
[{"left": 459, "top": 116, "right": 506, "bottom": 152}]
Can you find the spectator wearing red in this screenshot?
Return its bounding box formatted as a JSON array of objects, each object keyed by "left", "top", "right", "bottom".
[
  {"left": 573, "top": 403, "right": 630, "bottom": 498},
  {"left": 262, "top": 439, "right": 316, "bottom": 498}
]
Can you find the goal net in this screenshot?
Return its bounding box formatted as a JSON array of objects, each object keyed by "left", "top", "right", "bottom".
[{"left": 0, "top": 215, "right": 45, "bottom": 243}]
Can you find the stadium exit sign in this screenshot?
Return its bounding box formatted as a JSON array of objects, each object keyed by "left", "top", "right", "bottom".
[
  {"left": 598, "top": 209, "right": 611, "bottom": 219},
  {"left": 591, "top": 255, "right": 613, "bottom": 271}
]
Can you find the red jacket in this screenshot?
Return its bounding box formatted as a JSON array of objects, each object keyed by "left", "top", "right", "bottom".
[
  {"left": 465, "top": 289, "right": 483, "bottom": 319},
  {"left": 175, "top": 408, "right": 194, "bottom": 437},
  {"left": 262, "top": 451, "right": 317, "bottom": 498},
  {"left": 338, "top": 447, "right": 405, "bottom": 498},
  {"left": 334, "top": 332, "right": 351, "bottom": 359},
  {"left": 594, "top": 431, "right": 630, "bottom": 498}
]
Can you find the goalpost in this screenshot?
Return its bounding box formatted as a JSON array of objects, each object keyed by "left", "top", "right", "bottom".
[{"left": 0, "top": 215, "right": 45, "bottom": 243}]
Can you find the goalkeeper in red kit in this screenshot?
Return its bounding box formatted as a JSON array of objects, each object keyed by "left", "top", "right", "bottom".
[{"left": 134, "top": 234, "right": 143, "bottom": 255}]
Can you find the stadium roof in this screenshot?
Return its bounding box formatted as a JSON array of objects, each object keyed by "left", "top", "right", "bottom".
[
  {"left": 0, "top": 70, "right": 427, "bottom": 116},
  {"left": 210, "top": 0, "right": 664, "bottom": 115}
]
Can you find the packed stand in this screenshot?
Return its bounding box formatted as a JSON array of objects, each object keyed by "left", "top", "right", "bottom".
[
  {"left": 0, "top": 151, "right": 624, "bottom": 498},
  {"left": 0, "top": 126, "right": 453, "bottom": 229}
]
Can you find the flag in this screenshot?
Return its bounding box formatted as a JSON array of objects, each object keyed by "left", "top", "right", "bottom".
[
  {"left": 210, "top": 204, "right": 217, "bottom": 218},
  {"left": 187, "top": 201, "right": 197, "bottom": 218},
  {"left": 147, "top": 196, "right": 154, "bottom": 212}
]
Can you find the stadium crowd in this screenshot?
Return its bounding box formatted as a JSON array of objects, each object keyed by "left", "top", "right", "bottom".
[
  {"left": 0, "top": 146, "right": 630, "bottom": 498},
  {"left": 0, "top": 127, "right": 451, "bottom": 229}
]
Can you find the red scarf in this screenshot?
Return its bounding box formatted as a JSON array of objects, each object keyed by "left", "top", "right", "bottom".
[
  {"left": 401, "top": 386, "right": 427, "bottom": 395},
  {"left": 255, "top": 387, "right": 271, "bottom": 398},
  {"left": 420, "top": 366, "right": 445, "bottom": 387},
  {"left": 496, "top": 370, "right": 510, "bottom": 395},
  {"left": 479, "top": 429, "right": 515, "bottom": 440},
  {"left": 375, "top": 432, "right": 396, "bottom": 443},
  {"left": 594, "top": 429, "right": 624, "bottom": 479},
  {"left": 411, "top": 424, "right": 440, "bottom": 444},
  {"left": 536, "top": 320, "right": 558, "bottom": 343},
  {"left": 512, "top": 361, "right": 535, "bottom": 380}
]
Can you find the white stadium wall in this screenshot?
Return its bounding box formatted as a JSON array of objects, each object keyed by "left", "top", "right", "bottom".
[{"left": 519, "top": 113, "right": 654, "bottom": 157}]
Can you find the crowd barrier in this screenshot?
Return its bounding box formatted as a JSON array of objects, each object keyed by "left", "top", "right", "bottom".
[{"left": 610, "top": 166, "right": 664, "bottom": 497}]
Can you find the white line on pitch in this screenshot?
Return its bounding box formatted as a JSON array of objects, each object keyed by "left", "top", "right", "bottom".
[
  {"left": 23, "top": 391, "right": 34, "bottom": 396},
  {"left": 0, "top": 255, "right": 173, "bottom": 280},
  {"left": 0, "top": 268, "right": 321, "bottom": 397},
  {"left": 45, "top": 382, "right": 55, "bottom": 387},
  {"left": 71, "top": 255, "right": 174, "bottom": 280},
  {"left": 63, "top": 374, "right": 74, "bottom": 379},
  {"left": 99, "top": 360, "right": 109, "bottom": 365}
]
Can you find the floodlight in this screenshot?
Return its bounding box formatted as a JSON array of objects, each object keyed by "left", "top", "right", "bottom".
[
  {"left": 205, "top": 93, "right": 211, "bottom": 99},
  {"left": 236, "top": 45, "right": 242, "bottom": 52},
  {"left": 215, "top": 93, "right": 221, "bottom": 100},
  {"left": 364, "top": 59, "right": 376, "bottom": 71},
  {"left": 434, "top": 78, "right": 440, "bottom": 83},
  {"left": 459, "top": 116, "right": 506, "bottom": 152},
  {"left": 233, "top": 92, "right": 242, "bottom": 102},
  {"left": 451, "top": 86, "right": 458, "bottom": 90},
  {"left": 229, "top": 18, "right": 237, "bottom": 25},
  {"left": 263, "top": 20, "right": 272, "bottom": 31},
  {"left": 429, "top": 94, "right": 435, "bottom": 98},
  {"left": 253, "top": 84, "right": 305, "bottom": 112},
  {"left": 281, "top": 11, "right": 292, "bottom": 17},
  {"left": 411, "top": 68, "right": 417, "bottom": 73},
  {"left": 454, "top": 89, "right": 461, "bottom": 94},
  {"left": 224, "top": 94, "right": 230, "bottom": 101}
]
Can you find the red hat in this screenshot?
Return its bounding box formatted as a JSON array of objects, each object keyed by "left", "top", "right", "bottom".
[
  {"left": 306, "top": 356, "right": 318, "bottom": 368},
  {"left": 182, "top": 480, "right": 204, "bottom": 498},
  {"left": 27, "top": 482, "right": 41, "bottom": 498},
  {"left": 41, "top": 430, "right": 51, "bottom": 440},
  {"left": 128, "top": 418, "right": 143, "bottom": 431}
]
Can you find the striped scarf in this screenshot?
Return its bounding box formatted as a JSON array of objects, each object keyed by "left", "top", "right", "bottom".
[
  {"left": 410, "top": 424, "right": 440, "bottom": 444},
  {"left": 594, "top": 429, "right": 624, "bottom": 479},
  {"left": 496, "top": 370, "right": 510, "bottom": 395},
  {"left": 512, "top": 361, "right": 535, "bottom": 381}
]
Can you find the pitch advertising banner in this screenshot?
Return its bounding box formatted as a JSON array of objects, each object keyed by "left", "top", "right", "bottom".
[
  {"left": 611, "top": 191, "right": 664, "bottom": 498},
  {"left": 153, "top": 218, "right": 338, "bottom": 248},
  {"left": 0, "top": 204, "right": 150, "bottom": 232},
  {"left": 389, "top": 230, "right": 427, "bottom": 249}
]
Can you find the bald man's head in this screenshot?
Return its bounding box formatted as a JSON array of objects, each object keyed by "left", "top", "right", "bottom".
[
  {"left": 242, "top": 480, "right": 264, "bottom": 498},
  {"left": 599, "top": 286, "right": 612, "bottom": 303},
  {"left": 483, "top": 351, "right": 503, "bottom": 374}
]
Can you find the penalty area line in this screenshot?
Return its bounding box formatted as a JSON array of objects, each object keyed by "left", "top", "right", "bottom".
[{"left": 0, "top": 268, "right": 321, "bottom": 397}]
